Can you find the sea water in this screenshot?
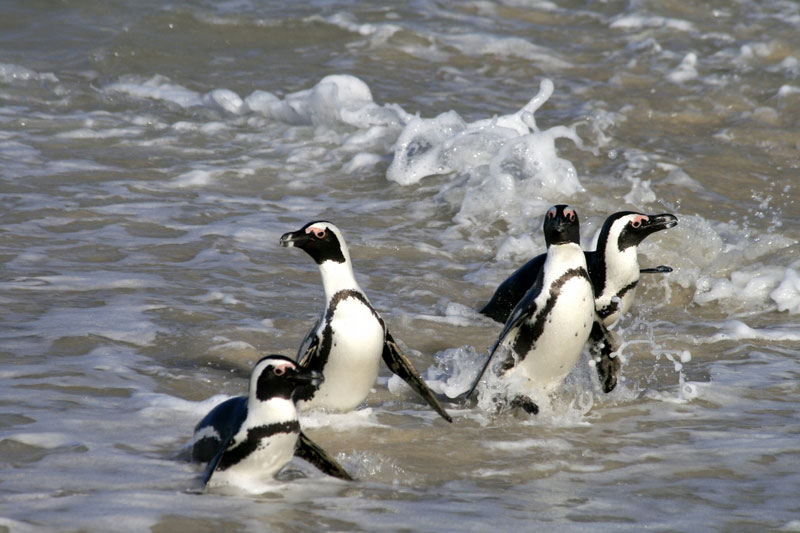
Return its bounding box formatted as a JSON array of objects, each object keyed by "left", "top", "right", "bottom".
[{"left": 1, "top": 0, "right": 799, "bottom": 531}]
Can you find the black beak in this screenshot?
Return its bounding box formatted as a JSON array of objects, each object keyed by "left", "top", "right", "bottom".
[
  {"left": 643, "top": 213, "right": 678, "bottom": 233},
  {"left": 291, "top": 367, "right": 324, "bottom": 388},
  {"left": 280, "top": 229, "right": 306, "bottom": 248}
]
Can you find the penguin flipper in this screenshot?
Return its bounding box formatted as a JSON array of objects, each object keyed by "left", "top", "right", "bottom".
[
  {"left": 293, "top": 334, "right": 321, "bottom": 403},
  {"left": 479, "top": 254, "right": 546, "bottom": 324},
  {"left": 382, "top": 332, "right": 453, "bottom": 423},
  {"left": 297, "top": 317, "right": 322, "bottom": 367},
  {"left": 640, "top": 265, "right": 673, "bottom": 274},
  {"left": 199, "top": 431, "right": 235, "bottom": 489},
  {"left": 294, "top": 431, "right": 353, "bottom": 481},
  {"left": 466, "top": 283, "right": 540, "bottom": 400},
  {"left": 297, "top": 333, "right": 319, "bottom": 369},
  {"left": 589, "top": 320, "right": 620, "bottom": 393}
]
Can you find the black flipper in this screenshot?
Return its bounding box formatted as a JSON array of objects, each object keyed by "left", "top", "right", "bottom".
[
  {"left": 294, "top": 333, "right": 321, "bottom": 402},
  {"left": 479, "top": 254, "right": 546, "bottom": 324},
  {"left": 640, "top": 265, "right": 673, "bottom": 274},
  {"left": 382, "top": 332, "right": 453, "bottom": 423},
  {"left": 589, "top": 320, "right": 620, "bottom": 393},
  {"left": 466, "top": 271, "right": 543, "bottom": 400},
  {"left": 199, "top": 431, "right": 235, "bottom": 489},
  {"left": 294, "top": 431, "right": 353, "bottom": 481}
]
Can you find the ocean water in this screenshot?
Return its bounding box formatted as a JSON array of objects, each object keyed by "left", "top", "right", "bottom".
[{"left": 1, "top": 0, "right": 799, "bottom": 531}]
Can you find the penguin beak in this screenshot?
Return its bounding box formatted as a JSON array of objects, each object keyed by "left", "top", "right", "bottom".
[
  {"left": 641, "top": 213, "right": 678, "bottom": 235},
  {"left": 291, "top": 367, "right": 324, "bottom": 388},
  {"left": 280, "top": 229, "right": 306, "bottom": 249}
]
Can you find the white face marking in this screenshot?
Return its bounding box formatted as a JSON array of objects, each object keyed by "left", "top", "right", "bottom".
[
  {"left": 306, "top": 222, "right": 359, "bottom": 300},
  {"left": 630, "top": 214, "right": 648, "bottom": 228},
  {"left": 305, "top": 224, "right": 327, "bottom": 239},
  {"left": 269, "top": 362, "right": 293, "bottom": 377}
]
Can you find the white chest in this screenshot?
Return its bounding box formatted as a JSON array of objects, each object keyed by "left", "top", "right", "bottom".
[
  {"left": 511, "top": 272, "right": 595, "bottom": 393},
  {"left": 302, "top": 297, "right": 385, "bottom": 412},
  {"left": 208, "top": 430, "right": 297, "bottom": 492},
  {"left": 597, "top": 248, "right": 641, "bottom": 325}
]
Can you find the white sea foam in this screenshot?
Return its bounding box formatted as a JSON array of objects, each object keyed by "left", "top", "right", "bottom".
[
  {"left": 704, "top": 320, "right": 800, "bottom": 343},
  {"left": 0, "top": 62, "right": 58, "bottom": 83},
  {"left": 32, "top": 297, "right": 165, "bottom": 345},
  {"left": 609, "top": 15, "right": 696, "bottom": 32},
  {"left": 770, "top": 267, "right": 800, "bottom": 313},
  {"left": 667, "top": 52, "right": 699, "bottom": 83}
]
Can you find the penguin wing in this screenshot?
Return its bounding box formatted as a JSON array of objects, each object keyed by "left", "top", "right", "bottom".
[
  {"left": 294, "top": 430, "right": 353, "bottom": 481},
  {"left": 200, "top": 430, "right": 235, "bottom": 488},
  {"left": 466, "top": 270, "right": 546, "bottom": 399},
  {"left": 296, "top": 316, "right": 322, "bottom": 369},
  {"left": 640, "top": 265, "right": 673, "bottom": 274},
  {"left": 479, "top": 254, "right": 546, "bottom": 324},
  {"left": 193, "top": 397, "right": 247, "bottom": 488},
  {"left": 382, "top": 331, "right": 453, "bottom": 423}
]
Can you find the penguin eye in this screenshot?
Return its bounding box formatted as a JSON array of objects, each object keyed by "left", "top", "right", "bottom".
[
  {"left": 546, "top": 208, "right": 556, "bottom": 219},
  {"left": 630, "top": 215, "right": 648, "bottom": 229},
  {"left": 273, "top": 366, "right": 286, "bottom": 376},
  {"left": 306, "top": 227, "right": 326, "bottom": 239},
  {"left": 564, "top": 209, "right": 575, "bottom": 221}
]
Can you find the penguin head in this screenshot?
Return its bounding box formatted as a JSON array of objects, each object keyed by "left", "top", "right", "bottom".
[
  {"left": 543, "top": 205, "right": 581, "bottom": 246},
  {"left": 250, "top": 354, "right": 323, "bottom": 402},
  {"left": 602, "top": 212, "right": 678, "bottom": 251},
  {"left": 280, "top": 221, "right": 349, "bottom": 265}
]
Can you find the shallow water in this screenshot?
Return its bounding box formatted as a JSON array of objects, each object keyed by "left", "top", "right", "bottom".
[{"left": 1, "top": 0, "right": 799, "bottom": 531}]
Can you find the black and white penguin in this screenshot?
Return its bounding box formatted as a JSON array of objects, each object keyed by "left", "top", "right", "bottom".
[
  {"left": 479, "top": 211, "right": 677, "bottom": 393},
  {"left": 191, "top": 354, "right": 351, "bottom": 491},
  {"left": 280, "top": 221, "right": 452, "bottom": 423},
  {"left": 466, "top": 205, "right": 596, "bottom": 413},
  {"left": 480, "top": 211, "right": 678, "bottom": 326},
  {"left": 478, "top": 210, "right": 677, "bottom": 393}
]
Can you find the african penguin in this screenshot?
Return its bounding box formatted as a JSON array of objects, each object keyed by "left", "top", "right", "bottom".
[
  {"left": 588, "top": 212, "right": 678, "bottom": 325},
  {"left": 280, "top": 221, "right": 452, "bottom": 422},
  {"left": 478, "top": 211, "right": 677, "bottom": 393},
  {"left": 191, "top": 354, "right": 351, "bottom": 491},
  {"left": 466, "top": 205, "right": 595, "bottom": 413},
  {"left": 480, "top": 211, "right": 678, "bottom": 326}
]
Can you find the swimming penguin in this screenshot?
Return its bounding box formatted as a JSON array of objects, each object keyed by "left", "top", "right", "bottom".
[
  {"left": 191, "top": 354, "right": 351, "bottom": 490},
  {"left": 466, "top": 205, "right": 596, "bottom": 413},
  {"left": 280, "top": 221, "right": 452, "bottom": 423},
  {"left": 479, "top": 211, "right": 677, "bottom": 392}
]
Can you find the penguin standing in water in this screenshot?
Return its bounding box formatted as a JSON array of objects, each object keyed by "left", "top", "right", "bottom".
[
  {"left": 280, "top": 221, "right": 452, "bottom": 423},
  {"left": 191, "top": 354, "right": 351, "bottom": 491},
  {"left": 479, "top": 211, "right": 677, "bottom": 392},
  {"left": 466, "top": 205, "right": 595, "bottom": 413}
]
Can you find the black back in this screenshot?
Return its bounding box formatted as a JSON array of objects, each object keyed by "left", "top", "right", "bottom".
[{"left": 192, "top": 396, "right": 247, "bottom": 463}]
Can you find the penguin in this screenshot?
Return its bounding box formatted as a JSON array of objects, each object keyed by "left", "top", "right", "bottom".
[
  {"left": 466, "top": 205, "right": 596, "bottom": 413},
  {"left": 280, "top": 221, "right": 452, "bottom": 423},
  {"left": 191, "top": 354, "right": 351, "bottom": 491},
  {"left": 480, "top": 211, "right": 677, "bottom": 325},
  {"left": 478, "top": 211, "right": 677, "bottom": 393}
]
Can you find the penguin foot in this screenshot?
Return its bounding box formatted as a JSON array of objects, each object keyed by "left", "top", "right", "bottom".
[
  {"left": 590, "top": 321, "right": 621, "bottom": 393},
  {"left": 509, "top": 395, "right": 539, "bottom": 415},
  {"left": 491, "top": 394, "right": 539, "bottom": 415}
]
